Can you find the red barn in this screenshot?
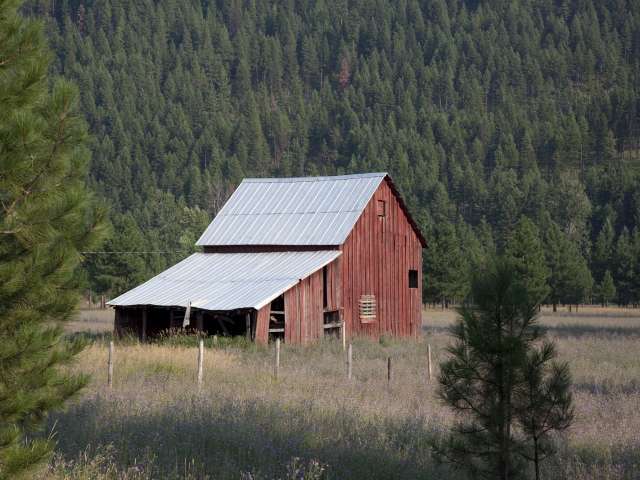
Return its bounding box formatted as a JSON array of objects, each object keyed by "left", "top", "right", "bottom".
[{"left": 109, "top": 173, "right": 425, "bottom": 344}]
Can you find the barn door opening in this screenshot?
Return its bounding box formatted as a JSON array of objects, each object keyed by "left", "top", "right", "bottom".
[
  {"left": 268, "top": 294, "right": 285, "bottom": 342},
  {"left": 323, "top": 309, "right": 342, "bottom": 338}
]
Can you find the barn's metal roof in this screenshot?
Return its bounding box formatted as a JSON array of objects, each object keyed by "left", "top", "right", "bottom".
[
  {"left": 107, "top": 251, "right": 341, "bottom": 311},
  {"left": 196, "top": 172, "right": 387, "bottom": 246}
]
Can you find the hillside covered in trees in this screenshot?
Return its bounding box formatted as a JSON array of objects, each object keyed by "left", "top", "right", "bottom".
[{"left": 27, "top": 0, "right": 640, "bottom": 306}]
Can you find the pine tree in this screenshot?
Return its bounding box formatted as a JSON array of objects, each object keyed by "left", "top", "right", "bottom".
[
  {"left": 0, "top": 1, "right": 106, "bottom": 476},
  {"left": 504, "top": 217, "right": 550, "bottom": 305},
  {"left": 436, "top": 258, "right": 573, "bottom": 480},
  {"left": 424, "top": 222, "right": 469, "bottom": 307},
  {"left": 436, "top": 261, "right": 541, "bottom": 480},
  {"left": 592, "top": 219, "right": 614, "bottom": 284},
  {"left": 543, "top": 220, "right": 593, "bottom": 311},
  {"left": 515, "top": 343, "right": 574, "bottom": 480},
  {"left": 614, "top": 228, "right": 635, "bottom": 306},
  {"left": 597, "top": 270, "right": 616, "bottom": 306}
]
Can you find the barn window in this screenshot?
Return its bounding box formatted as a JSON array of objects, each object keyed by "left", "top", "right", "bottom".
[
  {"left": 359, "top": 294, "right": 376, "bottom": 323},
  {"left": 376, "top": 200, "right": 386, "bottom": 217},
  {"left": 409, "top": 270, "right": 418, "bottom": 288}
]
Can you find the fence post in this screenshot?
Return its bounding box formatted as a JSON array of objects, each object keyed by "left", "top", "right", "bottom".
[
  {"left": 387, "top": 356, "right": 391, "bottom": 386},
  {"left": 427, "top": 344, "right": 432, "bottom": 382},
  {"left": 274, "top": 338, "right": 281, "bottom": 379},
  {"left": 347, "top": 343, "right": 353, "bottom": 380},
  {"left": 197, "top": 339, "right": 204, "bottom": 388},
  {"left": 213, "top": 335, "right": 218, "bottom": 346},
  {"left": 341, "top": 320, "right": 346, "bottom": 351},
  {"left": 107, "top": 341, "right": 114, "bottom": 388}
]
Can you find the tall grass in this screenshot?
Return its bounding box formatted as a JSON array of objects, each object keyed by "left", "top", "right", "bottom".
[{"left": 40, "top": 309, "right": 640, "bottom": 479}]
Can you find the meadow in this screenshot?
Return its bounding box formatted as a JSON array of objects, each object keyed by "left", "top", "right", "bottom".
[{"left": 41, "top": 308, "right": 640, "bottom": 479}]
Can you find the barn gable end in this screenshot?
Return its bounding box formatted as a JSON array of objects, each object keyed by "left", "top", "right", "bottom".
[{"left": 340, "top": 178, "right": 423, "bottom": 340}]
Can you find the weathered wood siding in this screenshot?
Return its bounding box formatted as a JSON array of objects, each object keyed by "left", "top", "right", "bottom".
[
  {"left": 255, "top": 304, "right": 270, "bottom": 344},
  {"left": 283, "top": 261, "right": 340, "bottom": 344},
  {"left": 340, "top": 179, "right": 423, "bottom": 339}
]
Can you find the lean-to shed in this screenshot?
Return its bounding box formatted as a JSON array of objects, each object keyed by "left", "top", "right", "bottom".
[{"left": 109, "top": 173, "right": 426, "bottom": 344}]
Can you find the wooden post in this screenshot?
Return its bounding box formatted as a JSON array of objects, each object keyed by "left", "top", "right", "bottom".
[
  {"left": 427, "top": 344, "right": 432, "bottom": 382},
  {"left": 197, "top": 339, "right": 204, "bottom": 388},
  {"left": 387, "top": 356, "right": 391, "bottom": 386},
  {"left": 196, "top": 311, "right": 204, "bottom": 333},
  {"left": 341, "top": 320, "right": 346, "bottom": 351},
  {"left": 107, "top": 341, "right": 114, "bottom": 388},
  {"left": 347, "top": 343, "right": 352, "bottom": 380},
  {"left": 141, "top": 308, "right": 147, "bottom": 342},
  {"left": 274, "top": 338, "right": 280, "bottom": 379},
  {"left": 245, "top": 313, "right": 251, "bottom": 340},
  {"left": 213, "top": 334, "right": 218, "bottom": 346}
]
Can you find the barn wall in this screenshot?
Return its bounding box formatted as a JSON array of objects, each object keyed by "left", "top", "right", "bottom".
[
  {"left": 284, "top": 269, "right": 323, "bottom": 344},
  {"left": 282, "top": 259, "right": 340, "bottom": 344},
  {"left": 255, "top": 304, "right": 270, "bottom": 344},
  {"left": 340, "top": 179, "right": 423, "bottom": 339}
]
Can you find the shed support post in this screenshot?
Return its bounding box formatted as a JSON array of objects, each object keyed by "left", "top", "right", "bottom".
[
  {"left": 245, "top": 313, "right": 251, "bottom": 340},
  {"left": 141, "top": 308, "right": 147, "bottom": 342},
  {"left": 196, "top": 311, "right": 204, "bottom": 333}
]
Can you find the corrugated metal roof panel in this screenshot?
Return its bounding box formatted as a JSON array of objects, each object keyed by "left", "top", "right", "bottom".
[
  {"left": 196, "top": 172, "right": 387, "bottom": 246},
  {"left": 107, "top": 251, "right": 341, "bottom": 311}
]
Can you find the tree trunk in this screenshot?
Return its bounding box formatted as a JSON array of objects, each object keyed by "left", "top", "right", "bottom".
[
  {"left": 534, "top": 436, "right": 540, "bottom": 480},
  {"left": 552, "top": 303, "right": 557, "bottom": 312}
]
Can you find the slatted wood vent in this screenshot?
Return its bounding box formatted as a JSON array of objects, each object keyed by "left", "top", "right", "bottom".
[{"left": 359, "top": 294, "right": 376, "bottom": 323}]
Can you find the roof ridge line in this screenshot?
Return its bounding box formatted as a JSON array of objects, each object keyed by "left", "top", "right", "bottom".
[{"left": 242, "top": 172, "right": 387, "bottom": 183}]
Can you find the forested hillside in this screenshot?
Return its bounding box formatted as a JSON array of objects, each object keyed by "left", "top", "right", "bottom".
[{"left": 27, "top": 0, "right": 640, "bottom": 305}]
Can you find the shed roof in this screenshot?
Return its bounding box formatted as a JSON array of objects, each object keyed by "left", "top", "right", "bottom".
[
  {"left": 107, "top": 250, "right": 341, "bottom": 311},
  {"left": 197, "top": 172, "right": 421, "bottom": 246}
]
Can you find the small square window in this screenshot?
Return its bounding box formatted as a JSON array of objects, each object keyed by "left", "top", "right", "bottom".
[
  {"left": 409, "top": 270, "right": 418, "bottom": 289},
  {"left": 376, "top": 200, "right": 386, "bottom": 217}
]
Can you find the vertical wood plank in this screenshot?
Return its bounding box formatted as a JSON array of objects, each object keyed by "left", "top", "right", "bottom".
[{"left": 255, "top": 304, "right": 270, "bottom": 344}]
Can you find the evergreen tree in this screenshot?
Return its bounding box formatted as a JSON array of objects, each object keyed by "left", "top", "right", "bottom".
[
  {"left": 597, "top": 270, "right": 616, "bottom": 306},
  {"left": 515, "top": 343, "right": 574, "bottom": 480},
  {"left": 424, "top": 222, "right": 469, "bottom": 307},
  {"left": 504, "top": 217, "right": 550, "bottom": 305},
  {"left": 0, "top": 0, "right": 106, "bottom": 476},
  {"left": 436, "top": 258, "right": 573, "bottom": 480},
  {"left": 591, "top": 219, "right": 614, "bottom": 283},
  {"left": 614, "top": 228, "right": 635, "bottom": 305}
]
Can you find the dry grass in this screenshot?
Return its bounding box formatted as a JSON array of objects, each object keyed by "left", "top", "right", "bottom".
[{"left": 39, "top": 308, "right": 640, "bottom": 479}]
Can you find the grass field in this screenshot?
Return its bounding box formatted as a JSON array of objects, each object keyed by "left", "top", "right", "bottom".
[{"left": 40, "top": 307, "right": 640, "bottom": 479}]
